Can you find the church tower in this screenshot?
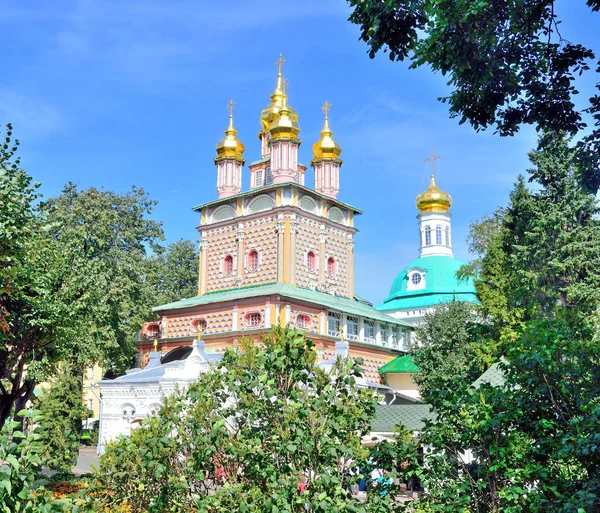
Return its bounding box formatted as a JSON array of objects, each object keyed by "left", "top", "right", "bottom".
[
  {"left": 215, "top": 100, "right": 245, "bottom": 198},
  {"left": 415, "top": 157, "right": 453, "bottom": 258},
  {"left": 311, "top": 101, "right": 342, "bottom": 199}
]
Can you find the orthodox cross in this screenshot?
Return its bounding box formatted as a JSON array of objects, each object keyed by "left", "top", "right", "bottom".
[
  {"left": 423, "top": 148, "right": 443, "bottom": 177},
  {"left": 228, "top": 99, "right": 235, "bottom": 117},
  {"left": 322, "top": 101, "right": 331, "bottom": 119},
  {"left": 276, "top": 53, "right": 285, "bottom": 75}
]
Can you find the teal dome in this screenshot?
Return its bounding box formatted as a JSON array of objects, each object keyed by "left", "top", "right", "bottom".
[{"left": 377, "top": 256, "right": 477, "bottom": 311}]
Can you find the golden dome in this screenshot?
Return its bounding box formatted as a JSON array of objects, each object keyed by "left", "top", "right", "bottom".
[
  {"left": 312, "top": 101, "right": 342, "bottom": 161},
  {"left": 416, "top": 175, "right": 452, "bottom": 213},
  {"left": 259, "top": 53, "right": 298, "bottom": 132},
  {"left": 215, "top": 100, "right": 245, "bottom": 161},
  {"left": 269, "top": 94, "right": 300, "bottom": 141}
]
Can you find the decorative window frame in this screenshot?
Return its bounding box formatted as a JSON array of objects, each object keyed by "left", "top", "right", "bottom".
[
  {"left": 191, "top": 317, "right": 208, "bottom": 334},
  {"left": 346, "top": 316, "right": 359, "bottom": 341},
  {"left": 327, "top": 311, "right": 341, "bottom": 337},
  {"left": 222, "top": 254, "right": 235, "bottom": 276},
  {"left": 299, "top": 195, "right": 317, "bottom": 214},
  {"left": 326, "top": 256, "right": 337, "bottom": 278},
  {"left": 306, "top": 250, "right": 318, "bottom": 273},
  {"left": 145, "top": 323, "right": 161, "bottom": 339},
  {"left": 295, "top": 313, "right": 312, "bottom": 330},
  {"left": 243, "top": 311, "right": 264, "bottom": 328},
  {"left": 248, "top": 194, "right": 275, "bottom": 214},
  {"left": 435, "top": 225, "right": 443, "bottom": 245},
  {"left": 424, "top": 225, "right": 432, "bottom": 246},
  {"left": 327, "top": 206, "right": 345, "bottom": 224},
  {"left": 246, "top": 248, "right": 261, "bottom": 272},
  {"left": 364, "top": 320, "right": 376, "bottom": 342},
  {"left": 407, "top": 268, "right": 427, "bottom": 291}
]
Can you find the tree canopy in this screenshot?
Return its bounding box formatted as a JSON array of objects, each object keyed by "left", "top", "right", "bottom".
[{"left": 347, "top": 0, "right": 600, "bottom": 190}]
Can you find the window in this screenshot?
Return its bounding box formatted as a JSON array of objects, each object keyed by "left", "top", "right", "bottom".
[
  {"left": 87, "top": 366, "right": 94, "bottom": 379},
  {"left": 424, "top": 226, "right": 431, "bottom": 246},
  {"left": 223, "top": 255, "right": 234, "bottom": 275},
  {"left": 191, "top": 318, "right": 207, "bottom": 333},
  {"left": 255, "top": 169, "right": 264, "bottom": 187},
  {"left": 412, "top": 273, "right": 422, "bottom": 285},
  {"left": 445, "top": 226, "right": 450, "bottom": 246},
  {"left": 364, "top": 320, "right": 375, "bottom": 342},
  {"left": 436, "top": 225, "right": 442, "bottom": 245},
  {"left": 380, "top": 324, "right": 388, "bottom": 346},
  {"left": 265, "top": 168, "right": 273, "bottom": 185},
  {"left": 327, "top": 257, "right": 336, "bottom": 277},
  {"left": 146, "top": 323, "right": 160, "bottom": 339},
  {"left": 347, "top": 316, "right": 359, "bottom": 341},
  {"left": 244, "top": 312, "right": 262, "bottom": 327},
  {"left": 87, "top": 398, "right": 93, "bottom": 411},
  {"left": 307, "top": 251, "right": 316, "bottom": 272},
  {"left": 296, "top": 314, "right": 311, "bottom": 330},
  {"left": 247, "top": 250, "right": 259, "bottom": 271},
  {"left": 328, "top": 312, "right": 341, "bottom": 337},
  {"left": 391, "top": 331, "right": 398, "bottom": 348}
]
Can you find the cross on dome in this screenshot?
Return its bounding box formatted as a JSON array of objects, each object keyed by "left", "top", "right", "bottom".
[
  {"left": 322, "top": 100, "right": 331, "bottom": 118},
  {"left": 423, "top": 148, "right": 443, "bottom": 178}
]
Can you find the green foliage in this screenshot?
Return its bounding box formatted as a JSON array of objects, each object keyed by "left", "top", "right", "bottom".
[
  {"left": 0, "top": 410, "right": 66, "bottom": 513},
  {"left": 347, "top": 0, "right": 600, "bottom": 190},
  {"left": 145, "top": 238, "right": 199, "bottom": 306},
  {"left": 90, "top": 327, "right": 404, "bottom": 513},
  {"left": 412, "top": 301, "right": 494, "bottom": 403},
  {"left": 35, "top": 368, "right": 89, "bottom": 473},
  {"left": 414, "top": 321, "right": 600, "bottom": 513}
]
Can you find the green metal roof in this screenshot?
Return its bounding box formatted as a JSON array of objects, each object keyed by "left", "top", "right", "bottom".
[
  {"left": 191, "top": 182, "right": 363, "bottom": 215},
  {"left": 378, "top": 354, "right": 421, "bottom": 374},
  {"left": 153, "top": 283, "right": 412, "bottom": 328},
  {"left": 471, "top": 357, "right": 507, "bottom": 388},
  {"left": 377, "top": 255, "right": 478, "bottom": 311},
  {"left": 372, "top": 404, "right": 434, "bottom": 433}
]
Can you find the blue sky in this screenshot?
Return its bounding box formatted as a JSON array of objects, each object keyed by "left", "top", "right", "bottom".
[{"left": 1, "top": 0, "right": 598, "bottom": 304}]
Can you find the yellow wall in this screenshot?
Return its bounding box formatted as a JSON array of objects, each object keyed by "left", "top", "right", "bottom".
[{"left": 82, "top": 364, "right": 103, "bottom": 420}]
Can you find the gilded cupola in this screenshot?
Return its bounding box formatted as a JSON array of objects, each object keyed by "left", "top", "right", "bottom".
[
  {"left": 215, "top": 100, "right": 245, "bottom": 161},
  {"left": 268, "top": 86, "right": 300, "bottom": 141},
  {"left": 416, "top": 174, "right": 452, "bottom": 213},
  {"left": 259, "top": 53, "right": 298, "bottom": 132},
  {"left": 312, "top": 101, "right": 342, "bottom": 161}
]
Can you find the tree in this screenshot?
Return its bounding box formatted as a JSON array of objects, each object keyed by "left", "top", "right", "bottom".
[
  {"left": 412, "top": 301, "right": 493, "bottom": 403},
  {"left": 145, "top": 239, "right": 199, "bottom": 307},
  {"left": 347, "top": 0, "right": 600, "bottom": 190},
  {"left": 461, "top": 133, "right": 600, "bottom": 335},
  {"left": 90, "top": 327, "right": 405, "bottom": 513},
  {"left": 412, "top": 319, "right": 600, "bottom": 513},
  {"left": 35, "top": 367, "right": 89, "bottom": 473},
  {"left": 0, "top": 152, "right": 165, "bottom": 425}
]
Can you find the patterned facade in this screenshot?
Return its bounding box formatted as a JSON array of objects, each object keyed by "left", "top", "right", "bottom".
[{"left": 139, "top": 56, "right": 413, "bottom": 389}]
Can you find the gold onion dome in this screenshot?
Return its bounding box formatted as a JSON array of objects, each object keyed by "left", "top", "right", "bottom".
[
  {"left": 215, "top": 100, "right": 245, "bottom": 161},
  {"left": 260, "top": 54, "right": 298, "bottom": 132},
  {"left": 416, "top": 174, "right": 452, "bottom": 213},
  {"left": 269, "top": 93, "right": 300, "bottom": 141},
  {"left": 312, "top": 101, "right": 342, "bottom": 161}
]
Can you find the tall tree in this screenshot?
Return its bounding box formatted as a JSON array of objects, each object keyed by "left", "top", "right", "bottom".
[
  {"left": 347, "top": 0, "right": 600, "bottom": 190},
  {"left": 146, "top": 239, "right": 199, "bottom": 307}
]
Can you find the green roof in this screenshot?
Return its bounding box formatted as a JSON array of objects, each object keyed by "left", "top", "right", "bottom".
[
  {"left": 471, "top": 357, "right": 507, "bottom": 388},
  {"left": 378, "top": 355, "right": 421, "bottom": 374},
  {"left": 377, "top": 255, "right": 478, "bottom": 311},
  {"left": 372, "top": 404, "right": 434, "bottom": 433},
  {"left": 154, "top": 283, "right": 412, "bottom": 328},
  {"left": 191, "top": 182, "right": 363, "bottom": 215}
]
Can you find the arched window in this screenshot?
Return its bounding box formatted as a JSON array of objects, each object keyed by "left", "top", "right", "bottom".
[
  {"left": 445, "top": 226, "right": 450, "bottom": 246},
  {"left": 307, "top": 251, "right": 316, "bottom": 271},
  {"left": 223, "top": 255, "right": 234, "bottom": 275},
  {"left": 327, "top": 257, "right": 336, "bottom": 276},
  {"left": 244, "top": 312, "right": 262, "bottom": 327},
  {"left": 424, "top": 226, "right": 431, "bottom": 246},
  {"left": 247, "top": 250, "right": 259, "bottom": 271},
  {"left": 146, "top": 323, "right": 160, "bottom": 339},
  {"left": 412, "top": 273, "right": 422, "bottom": 285},
  {"left": 436, "top": 225, "right": 442, "bottom": 245}
]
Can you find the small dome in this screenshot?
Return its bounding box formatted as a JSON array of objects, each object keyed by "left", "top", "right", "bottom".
[
  {"left": 269, "top": 97, "right": 300, "bottom": 141},
  {"left": 260, "top": 53, "right": 298, "bottom": 132},
  {"left": 416, "top": 175, "right": 452, "bottom": 213},
  {"left": 312, "top": 103, "right": 342, "bottom": 161},
  {"left": 215, "top": 103, "right": 245, "bottom": 161}
]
